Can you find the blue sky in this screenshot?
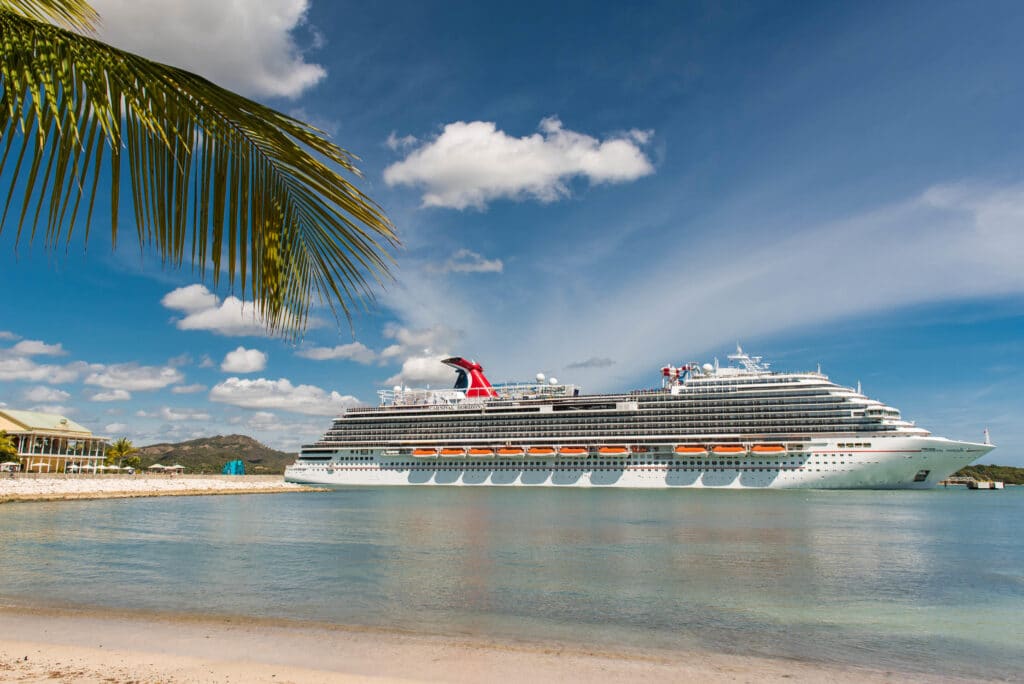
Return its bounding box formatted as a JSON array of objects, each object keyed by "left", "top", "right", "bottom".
[{"left": 1, "top": 0, "right": 1022, "bottom": 462}]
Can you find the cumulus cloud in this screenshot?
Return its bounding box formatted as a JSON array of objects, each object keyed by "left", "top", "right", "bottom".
[
  {"left": 383, "top": 354, "right": 454, "bottom": 387},
  {"left": 90, "top": 389, "right": 132, "bottom": 402},
  {"left": 295, "top": 341, "right": 377, "bottom": 364},
  {"left": 9, "top": 339, "right": 66, "bottom": 356},
  {"left": 104, "top": 423, "right": 129, "bottom": 434},
  {"left": 383, "top": 117, "right": 654, "bottom": 209},
  {"left": 385, "top": 131, "right": 418, "bottom": 151},
  {"left": 221, "top": 346, "right": 268, "bottom": 373},
  {"left": 161, "top": 285, "right": 266, "bottom": 337},
  {"left": 0, "top": 331, "right": 18, "bottom": 340},
  {"left": 89, "top": 0, "right": 326, "bottom": 98},
  {"left": 428, "top": 249, "right": 503, "bottom": 274},
  {"left": 22, "top": 386, "right": 71, "bottom": 403},
  {"left": 171, "top": 383, "right": 207, "bottom": 394},
  {"left": 0, "top": 357, "right": 82, "bottom": 384},
  {"left": 566, "top": 357, "right": 616, "bottom": 369},
  {"left": 210, "top": 377, "right": 361, "bottom": 416},
  {"left": 136, "top": 407, "right": 213, "bottom": 421},
  {"left": 31, "top": 404, "right": 74, "bottom": 415},
  {"left": 84, "top": 363, "right": 184, "bottom": 391}
]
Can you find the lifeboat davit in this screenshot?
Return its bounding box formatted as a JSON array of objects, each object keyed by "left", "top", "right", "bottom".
[
  {"left": 528, "top": 446, "right": 556, "bottom": 456},
  {"left": 750, "top": 444, "right": 786, "bottom": 455},
  {"left": 468, "top": 447, "right": 494, "bottom": 457},
  {"left": 559, "top": 446, "right": 588, "bottom": 456},
  {"left": 497, "top": 447, "right": 524, "bottom": 457},
  {"left": 712, "top": 445, "right": 747, "bottom": 455},
  {"left": 413, "top": 448, "right": 437, "bottom": 457},
  {"left": 440, "top": 448, "right": 465, "bottom": 457},
  {"left": 674, "top": 445, "right": 708, "bottom": 456},
  {"left": 599, "top": 446, "right": 629, "bottom": 455}
]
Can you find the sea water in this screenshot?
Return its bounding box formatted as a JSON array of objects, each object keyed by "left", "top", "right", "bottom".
[{"left": 1, "top": 487, "right": 1022, "bottom": 679}]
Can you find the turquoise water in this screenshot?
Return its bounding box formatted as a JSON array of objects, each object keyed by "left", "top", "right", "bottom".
[{"left": 1, "top": 487, "right": 1022, "bottom": 679}]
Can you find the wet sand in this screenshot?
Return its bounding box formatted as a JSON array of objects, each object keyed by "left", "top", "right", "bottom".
[
  {"left": 0, "top": 474, "right": 320, "bottom": 503},
  {"left": 0, "top": 606, "right": 971, "bottom": 683}
]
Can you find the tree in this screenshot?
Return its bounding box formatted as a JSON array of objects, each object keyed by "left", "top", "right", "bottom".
[
  {"left": 0, "top": 0, "right": 397, "bottom": 336},
  {"left": 0, "top": 430, "right": 18, "bottom": 463},
  {"left": 106, "top": 436, "right": 137, "bottom": 468}
]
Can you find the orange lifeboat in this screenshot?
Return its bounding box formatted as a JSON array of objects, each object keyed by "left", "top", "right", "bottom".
[
  {"left": 712, "top": 445, "right": 747, "bottom": 455},
  {"left": 750, "top": 444, "right": 786, "bottom": 455},
  {"left": 599, "top": 446, "right": 629, "bottom": 455},
  {"left": 674, "top": 445, "right": 708, "bottom": 456},
  {"left": 468, "top": 447, "right": 494, "bottom": 456},
  {"left": 497, "top": 447, "right": 524, "bottom": 457},
  {"left": 412, "top": 448, "right": 437, "bottom": 457},
  {"left": 559, "top": 446, "right": 588, "bottom": 456},
  {"left": 528, "top": 446, "right": 556, "bottom": 456},
  {"left": 440, "top": 448, "right": 465, "bottom": 457}
]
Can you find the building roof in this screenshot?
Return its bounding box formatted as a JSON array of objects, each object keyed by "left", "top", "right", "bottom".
[{"left": 0, "top": 409, "right": 93, "bottom": 436}]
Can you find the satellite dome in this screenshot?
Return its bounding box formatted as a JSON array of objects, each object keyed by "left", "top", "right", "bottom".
[
  {"left": 536, "top": 373, "right": 546, "bottom": 383},
  {"left": 393, "top": 385, "right": 402, "bottom": 393},
  {"left": 549, "top": 377, "right": 558, "bottom": 385},
  {"left": 702, "top": 363, "right": 714, "bottom": 373}
]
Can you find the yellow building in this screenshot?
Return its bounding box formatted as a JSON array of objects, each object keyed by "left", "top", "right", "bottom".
[{"left": 0, "top": 409, "right": 108, "bottom": 472}]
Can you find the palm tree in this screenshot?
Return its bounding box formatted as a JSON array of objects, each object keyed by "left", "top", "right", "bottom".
[
  {"left": 0, "top": 430, "right": 18, "bottom": 463},
  {"left": 0, "top": 0, "right": 397, "bottom": 336},
  {"left": 106, "top": 436, "right": 138, "bottom": 468}
]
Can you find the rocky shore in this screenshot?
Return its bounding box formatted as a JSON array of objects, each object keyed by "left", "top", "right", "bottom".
[{"left": 0, "top": 474, "right": 320, "bottom": 503}]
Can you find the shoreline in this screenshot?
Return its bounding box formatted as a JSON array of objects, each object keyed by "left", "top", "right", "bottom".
[
  {"left": 0, "top": 605, "right": 973, "bottom": 683},
  {"left": 0, "top": 474, "right": 322, "bottom": 504}
]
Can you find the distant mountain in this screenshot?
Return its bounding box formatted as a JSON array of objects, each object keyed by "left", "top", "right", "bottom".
[{"left": 135, "top": 435, "right": 295, "bottom": 474}]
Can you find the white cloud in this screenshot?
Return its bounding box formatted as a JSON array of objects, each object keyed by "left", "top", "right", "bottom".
[
  {"left": 385, "top": 131, "right": 418, "bottom": 151},
  {"left": 30, "top": 405, "right": 74, "bottom": 415},
  {"left": 160, "top": 284, "right": 219, "bottom": 313},
  {"left": 89, "top": 0, "right": 326, "bottom": 98},
  {"left": 84, "top": 363, "right": 184, "bottom": 391},
  {"left": 221, "top": 346, "right": 268, "bottom": 373},
  {"left": 0, "top": 331, "right": 18, "bottom": 340},
  {"left": 171, "top": 383, "right": 207, "bottom": 394},
  {"left": 104, "top": 423, "right": 129, "bottom": 434},
  {"left": 161, "top": 284, "right": 322, "bottom": 337},
  {"left": 566, "top": 357, "right": 616, "bottom": 369},
  {"left": 210, "top": 377, "right": 361, "bottom": 416},
  {"left": 428, "top": 249, "right": 503, "bottom": 274},
  {"left": 22, "top": 386, "right": 71, "bottom": 403},
  {"left": 0, "top": 357, "right": 82, "bottom": 384},
  {"left": 9, "top": 339, "right": 66, "bottom": 356},
  {"left": 296, "top": 341, "right": 377, "bottom": 363},
  {"left": 199, "top": 355, "right": 215, "bottom": 368},
  {"left": 135, "top": 407, "right": 213, "bottom": 421},
  {"left": 383, "top": 354, "right": 454, "bottom": 387},
  {"left": 90, "top": 389, "right": 132, "bottom": 402},
  {"left": 383, "top": 117, "right": 654, "bottom": 209}
]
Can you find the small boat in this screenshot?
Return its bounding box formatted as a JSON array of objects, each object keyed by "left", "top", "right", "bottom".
[
  {"left": 497, "top": 447, "right": 524, "bottom": 457},
  {"left": 674, "top": 445, "right": 708, "bottom": 456},
  {"left": 712, "top": 445, "right": 747, "bottom": 454},
  {"left": 412, "top": 448, "right": 437, "bottom": 457},
  {"left": 750, "top": 444, "right": 786, "bottom": 455},
  {"left": 440, "top": 448, "right": 466, "bottom": 457},
  {"left": 468, "top": 447, "right": 494, "bottom": 456},
  {"left": 558, "top": 446, "right": 588, "bottom": 456},
  {"left": 599, "top": 446, "right": 629, "bottom": 455},
  {"left": 528, "top": 446, "right": 556, "bottom": 456}
]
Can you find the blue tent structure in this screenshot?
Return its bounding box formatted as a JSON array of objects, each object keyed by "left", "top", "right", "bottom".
[{"left": 221, "top": 459, "right": 245, "bottom": 475}]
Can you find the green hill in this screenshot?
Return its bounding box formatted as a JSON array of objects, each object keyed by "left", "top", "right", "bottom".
[
  {"left": 954, "top": 464, "right": 1024, "bottom": 485},
  {"left": 136, "top": 435, "right": 295, "bottom": 474}
]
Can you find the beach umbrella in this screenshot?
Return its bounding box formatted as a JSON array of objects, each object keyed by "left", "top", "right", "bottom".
[
  {"left": 148, "top": 464, "right": 166, "bottom": 469},
  {"left": 0, "top": 461, "right": 19, "bottom": 467}
]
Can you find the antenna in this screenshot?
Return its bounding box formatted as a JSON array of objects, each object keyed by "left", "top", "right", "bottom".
[
  {"left": 856, "top": 380, "right": 861, "bottom": 395},
  {"left": 984, "top": 427, "right": 991, "bottom": 445}
]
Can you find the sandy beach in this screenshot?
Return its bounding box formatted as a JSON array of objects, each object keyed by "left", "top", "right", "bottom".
[
  {"left": 0, "top": 474, "right": 319, "bottom": 503},
  {"left": 0, "top": 606, "right": 972, "bottom": 684}
]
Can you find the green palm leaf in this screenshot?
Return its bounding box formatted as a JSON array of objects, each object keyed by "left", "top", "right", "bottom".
[{"left": 0, "top": 3, "right": 397, "bottom": 336}]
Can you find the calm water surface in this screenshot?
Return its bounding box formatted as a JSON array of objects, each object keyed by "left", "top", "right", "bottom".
[{"left": 1, "top": 487, "right": 1022, "bottom": 679}]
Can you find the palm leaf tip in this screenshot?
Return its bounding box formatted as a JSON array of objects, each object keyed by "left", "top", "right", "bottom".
[
  {"left": 2, "top": 0, "right": 98, "bottom": 32},
  {"left": 0, "top": 8, "right": 399, "bottom": 338}
]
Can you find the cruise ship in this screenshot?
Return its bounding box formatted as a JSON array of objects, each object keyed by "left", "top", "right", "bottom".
[{"left": 285, "top": 348, "right": 993, "bottom": 489}]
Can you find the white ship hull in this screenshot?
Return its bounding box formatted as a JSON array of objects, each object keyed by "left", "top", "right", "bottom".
[{"left": 285, "top": 436, "right": 992, "bottom": 490}]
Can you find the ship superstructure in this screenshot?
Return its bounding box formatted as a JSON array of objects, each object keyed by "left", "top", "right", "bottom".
[{"left": 284, "top": 349, "right": 993, "bottom": 489}]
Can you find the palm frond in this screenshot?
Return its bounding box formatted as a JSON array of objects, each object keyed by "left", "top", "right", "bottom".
[
  {"left": 1, "top": 0, "right": 96, "bottom": 32},
  {"left": 0, "top": 9, "right": 397, "bottom": 337}
]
